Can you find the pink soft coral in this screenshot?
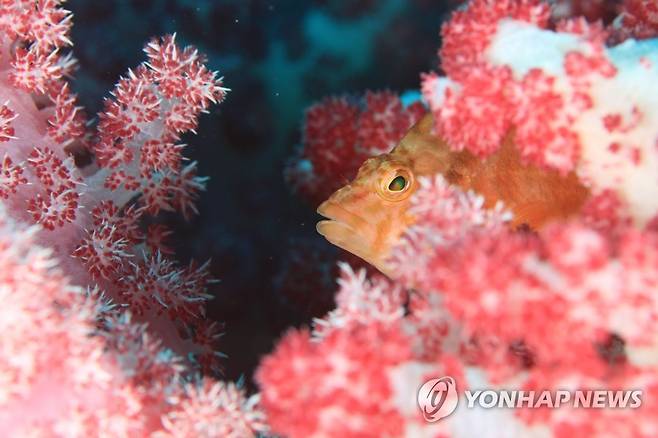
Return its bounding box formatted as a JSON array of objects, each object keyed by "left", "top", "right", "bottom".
[
  {"left": 0, "top": 214, "right": 266, "bottom": 435},
  {"left": 0, "top": 1, "right": 267, "bottom": 435},
  {"left": 285, "top": 90, "right": 424, "bottom": 205},
  {"left": 391, "top": 177, "right": 658, "bottom": 435},
  {"left": 0, "top": 1, "right": 228, "bottom": 370},
  {"left": 257, "top": 322, "right": 413, "bottom": 438},
  {"left": 423, "top": 0, "right": 658, "bottom": 224},
  {"left": 160, "top": 379, "right": 267, "bottom": 438}
]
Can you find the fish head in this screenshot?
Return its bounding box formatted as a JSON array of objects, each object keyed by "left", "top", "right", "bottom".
[
  {"left": 316, "top": 114, "right": 452, "bottom": 275},
  {"left": 316, "top": 154, "right": 417, "bottom": 275}
]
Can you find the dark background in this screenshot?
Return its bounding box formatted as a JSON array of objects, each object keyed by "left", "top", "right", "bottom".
[{"left": 67, "top": 0, "right": 456, "bottom": 385}]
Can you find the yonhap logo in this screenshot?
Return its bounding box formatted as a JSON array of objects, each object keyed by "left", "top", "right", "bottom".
[
  {"left": 417, "top": 376, "right": 459, "bottom": 422},
  {"left": 416, "top": 375, "right": 643, "bottom": 423}
]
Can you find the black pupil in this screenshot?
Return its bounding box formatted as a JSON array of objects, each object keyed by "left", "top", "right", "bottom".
[{"left": 389, "top": 175, "right": 406, "bottom": 191}]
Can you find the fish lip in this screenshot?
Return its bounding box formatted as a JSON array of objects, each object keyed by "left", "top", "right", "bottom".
[
  {"left": 316, "top": 219, "right": 354, "bottom": 239},
  {"left": 315, "top": 219, "right": 339, "bottom": 236},
  {"left": 316, "top": 200, "right": 339, "bottom": 221},
  {"left": 315, "top": 219, "right": 340, "bottom": 231},
  {"left": 316, "top": 203, "right": 359, "bottom": 243},
  {"left": 316, "top": 217, "right": 358, "bottom": 247},
  {"left": 316, "top": 202, "right": 345, "bottom": 231},
  {"left": 317, "top": 200, "right": 369, "bottom": 230},
  {"left": 316, "top": 218, "right": 374, "bottom": 261}
]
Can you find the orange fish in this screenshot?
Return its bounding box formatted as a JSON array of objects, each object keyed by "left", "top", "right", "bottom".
[{"left": 317, "top": 114, "right": 589, "bottom": 275}]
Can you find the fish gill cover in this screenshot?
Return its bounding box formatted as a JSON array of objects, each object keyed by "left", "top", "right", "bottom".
[{"left": 0, "top": 0, "right": 657, "bottom": 437}]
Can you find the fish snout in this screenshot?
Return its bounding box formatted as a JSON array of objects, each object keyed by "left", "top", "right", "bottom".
[
  {"left": 316, "top": 197, "right": 370, "bottom": 231},
  {"left": 316, "top": 199, "right": 358, "bottom": 250},
  {"left": 316, "top": 199, "right": 350, "bottom": 238},
  {"left": 316, "top": 198, "right": 391, "bottom": 271}
]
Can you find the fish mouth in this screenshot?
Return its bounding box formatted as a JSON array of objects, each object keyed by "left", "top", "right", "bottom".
[
  {"left": 316, "top": 200, "right": 362, "bottom": 248},
  {"left": 316, "top": 200, "right": 389, "bottom": 274},
  {"left": 317, "top": 199, "right": 367, "bottom": 228}
]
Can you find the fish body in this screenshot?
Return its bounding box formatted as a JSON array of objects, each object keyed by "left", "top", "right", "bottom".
[{"left": 317, "top": 114, "right": 589, "bottom": 275}]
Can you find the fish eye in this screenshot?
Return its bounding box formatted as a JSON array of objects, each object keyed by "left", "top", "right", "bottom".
[
  {"left": 377, "top": 166, "right": 413, "bottom": 201},
  {"left": 388, "top": 175, "right": 407, "bottom": 192}
]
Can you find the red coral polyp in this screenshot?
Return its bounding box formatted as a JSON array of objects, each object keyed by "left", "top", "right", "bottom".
[{"left": 436, "top": 65, "right": 515, "bottom": 156}]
